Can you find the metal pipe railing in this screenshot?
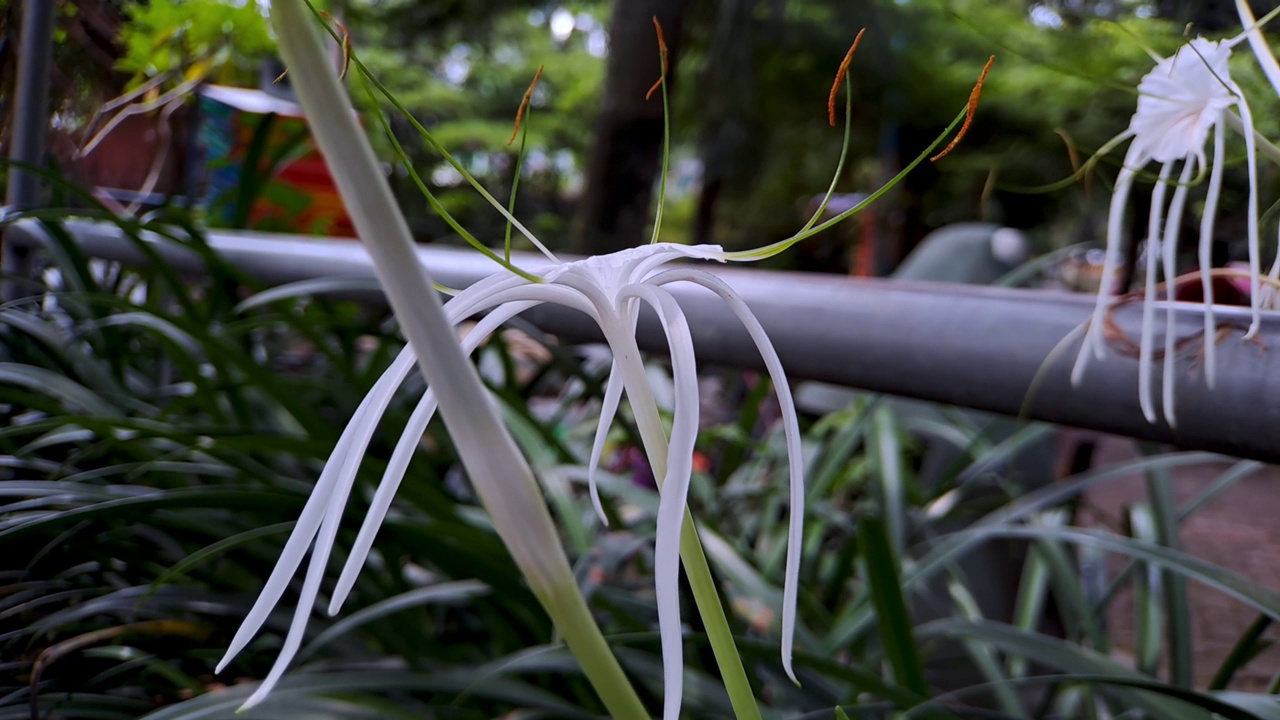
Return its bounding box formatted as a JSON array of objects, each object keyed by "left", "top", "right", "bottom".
[
  {"left": 8, "top": 219, "right": 1280, "bottom": 464},
  {"left": 1, "top": 0, "right": 57, "bottom": 303}
]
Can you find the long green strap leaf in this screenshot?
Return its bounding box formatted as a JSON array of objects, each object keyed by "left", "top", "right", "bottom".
[{"left": 859, "top": 513, "right": 928, "bottom": 697}]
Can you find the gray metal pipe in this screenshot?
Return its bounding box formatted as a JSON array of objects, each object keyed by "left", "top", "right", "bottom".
[
  {"left": 2, "top": 0, "right": 57, "bottom": 300},
  {"left": 8, "top": 219, "right": 1280, "bottom": 463}
]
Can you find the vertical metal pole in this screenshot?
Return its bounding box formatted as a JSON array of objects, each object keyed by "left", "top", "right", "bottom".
[{"left": 2, "top": 0, "right": 56, "bottom": 301}]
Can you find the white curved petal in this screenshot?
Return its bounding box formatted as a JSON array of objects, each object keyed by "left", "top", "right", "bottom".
[
  {"left": 240, "top": 509, "right": 335, "bottom": 709},
  {"left": 223, "top": 273, "right": 581, "bottom": 688},
  {"left": 324, "top": 281, "right": 598, "bottom": 613},
  {"left": 1073, "top": 144, "right": 1145, "bottom": 385},
  {"left": 549, "top": 271, "right": 675, "bottom": 494},
  {"left": 220, "top": 276, "right": 528, "bottom": 670},
  {"left": 216, "top": 344, "right": 418, "bottom": 673},
  {"left": 649, "top": 268, "right": 805, "bottom": 682},
  {"left": 1161, "top": 159, "right": 1196, "bottom": 428},
  {"left": 586, "top": 302, "right": 643, "bottom": 524},
  {"left": 1234, "top": 0, "right": 1280, "bottom": 97},
  {"left": 1199, "top": 120, "right": 1227, "bottom": 389},
  {"left": 632, "top": 243, "right": 726, "bottom": 283},
  {"left": 328, "top": 300, "right": 540, "bottom": 614},
  {"left": 1231, "top": 89, "right": 1263, "bottom": 342},
  {"left": 617, "top": 283, "right": 699, "bottom": 720},
  {"left": 1139, "top": 163, "right": 1174, "bottom": 425},
  {"left": 587, "top": 365, "right": 624, "bottom": 525}
]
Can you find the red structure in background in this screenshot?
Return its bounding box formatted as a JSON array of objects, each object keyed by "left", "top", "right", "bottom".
[
  {"left": 61, "top": 83, "right": 355, "bottom": 238},
  {"left": 197, "top": 84, "right": 356, "bottom": 237}
]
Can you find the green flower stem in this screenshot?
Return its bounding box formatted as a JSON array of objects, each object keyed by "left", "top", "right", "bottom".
[
  {"left": 679, "top": 512, "right": 764, "bottom": 719},
  {"left": 271, "top": 3, "right": 646, "bottom": 718},
  {"left": 604, "top": 326, "right": 764, "bottom": 720}
]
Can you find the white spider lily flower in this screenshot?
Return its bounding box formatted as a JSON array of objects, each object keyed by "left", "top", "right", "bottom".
[
  {"left": 218, "top": 242, "right": 806, "bottom": 720},
  {"left": 250, "top": 5, "right": 647, "bottom": 720},
  {"left": 1072, "top": 36, "right": 1260, "bottom": 427}
]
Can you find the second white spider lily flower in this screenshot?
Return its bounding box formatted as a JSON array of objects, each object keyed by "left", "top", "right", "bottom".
[
  {"left": 218, "top": 242, "right": 806, "bottom": 720},
  {"left": 1073, "top": 36, "right": 1260, "bottom": 427}
]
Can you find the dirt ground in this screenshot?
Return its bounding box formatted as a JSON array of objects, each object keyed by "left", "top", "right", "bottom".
[{"left": 1068, "top": 432, "right": 1280, "bottom": 690}]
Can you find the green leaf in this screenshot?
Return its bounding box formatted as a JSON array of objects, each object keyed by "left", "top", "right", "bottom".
[
  {"left": 0, "top": 363, "right": 121, "bottom": 417},
  {"left": 858, "top": 513, "right": 927, "bottom": 697},
  {"left": 916, "top": 620, "right": 1277, "bottom": 720},
  {"left": 1210, "top": 614, "right": 1274, "bottom": 692},
  {"left": 234, "top": 276, "right": 388, "bottom": 313},
  {"left": 1140, "top": 442, "right": 1192, "bottom": 687},
  {"left": 298, "top": 581, "right": 491, "bottom": 661}
]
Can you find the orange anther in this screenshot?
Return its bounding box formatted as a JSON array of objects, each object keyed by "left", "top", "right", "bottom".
[
  {"left": 646, "top": 17, "right": 669, "bottom": 101},
  {"left": 931, "top": 55, "right": 995, "bottom": 163},
  {"left": 509, "top": 65, "right": 545, "bottom": 145},
  {"left": 828, "top": 29, "right": 866, "bottom": 127},
  {"left": 319, "top": 10, "right": 353, "bottom": 80}
]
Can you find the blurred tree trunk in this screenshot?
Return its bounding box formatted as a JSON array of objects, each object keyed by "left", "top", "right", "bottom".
[
  {"left": 693, "top": 0, "right": 753, "bottom": 247},
  {"left": 1155, "top": 0, "right": 1277, "bottom": 30},
  {"left": 573, "top": 0, "right": 688, "bottom": 255}
]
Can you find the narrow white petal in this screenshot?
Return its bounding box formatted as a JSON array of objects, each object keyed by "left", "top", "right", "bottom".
[
  {"left": 1199, "top": 120, "right": 1228, "bottom": 388},
  {"left": 216, "top": 346, "right": 417, "bottom": 673},
  {"left": 1138, "top": 163, "right": 1174, "bottom": 425},
  {"left": 632, "top": 244, "right": 726, "bottom": 283},
  {"left": 650, "top": 268, "right": 805, "bottom": 681},
  {"left": 587, "top": 364, "right": 624, "bottom": 525},
  {"left": 1234, "top": 0, "right": 1280, "bottom": 95},
  {"left": 330, "top": 389, "right": 437, "bottom": 614},
  {"left": 324, "top": 281, "right": 592, "bottom": 612},
  {"left": 1073, "top": 145, "right": 1145, "bottom": 385},
  {"left": 221, "top": 275, "right": 554, "bottom": 677},
  {"left": 240, "top": 504, "right": 336, "bottom": 709},
  {"left": 231, "top": 344, "right": 418, "bottom": 702},
  {"left": 552, "top": 270, "right": 677, "bottom": 487},
  {"left": 328, "top": 299, "right": 540, "bottom": 614},
  {"left": 618, "top": 283, "right": 699, "bottom": 720},
  {"left": 584, "top": 302, "right": 643, "bottom": 523},
  {"left": 1231, "top": 90, "right": 1263, "bottom": 341},
  {"left": 1161, "top": 160, "right": 1195, "bottom": 428}
]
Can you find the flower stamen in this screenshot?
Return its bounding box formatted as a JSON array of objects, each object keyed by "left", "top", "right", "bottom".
[
  {"left": 646, "top": 17, "right": 669, "bottom": 101},
  {"left": 320, "top": 11, "right": 353, "bottom": 80},
  {"left": 828, "top": 29, "right": 866, "bottom": 127},
  {"left": 509, "top": 65, "right": 544, "bottom": 146},
  {"left": 931, "top": 55, "right": 995, "bottom": 162}
]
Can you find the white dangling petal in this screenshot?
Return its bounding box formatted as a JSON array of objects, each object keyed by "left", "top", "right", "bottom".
[
  {"left": 1074, "top": 145, "right": 1144, "bottom": 386},
  {"left": 1076, "top": 37, "right": 1254, "bottom": 426},
  {"left": 587, "top": 365, "right": 624, "bottom": 525},
  {"left": 650, "top": 267, "right": 806, "bottom": 681},
  {"left": 1138, "top": 163, "right": 1175, "bottom": 424},
  {"left": 328, "top": 300, "right": 540, "bottom": 614},
  {"left": 1161, "top": 159, "right": 1196, "bottom": 428},
  {"left": 217, "top": 345, "right": 418, "bottom": 673},
  {"left": 1198, "top": 121, "right": 1228, "bottom": 389},
  {"left": 619, "top": 283, "right": 699, "bottom": 720},
  {"left": 1230, "top": 88, "right": 1263, "bottom": 342}
]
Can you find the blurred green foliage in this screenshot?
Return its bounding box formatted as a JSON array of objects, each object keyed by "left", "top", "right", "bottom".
[
  {"left": 116, "top": 0, "right": 274, "bottom": 87},
  {"left": 7, "top": 2, "right": 1280, "bottom": 717},
  {"left": 30, "top": 0, "right": 1276, "bottom": 266},
  {"left": 324, "top": 0, "right": 1278, "bottom": 268},
  {"left": 3, "top": 213, "right": 1279, "bottom": 718}
]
